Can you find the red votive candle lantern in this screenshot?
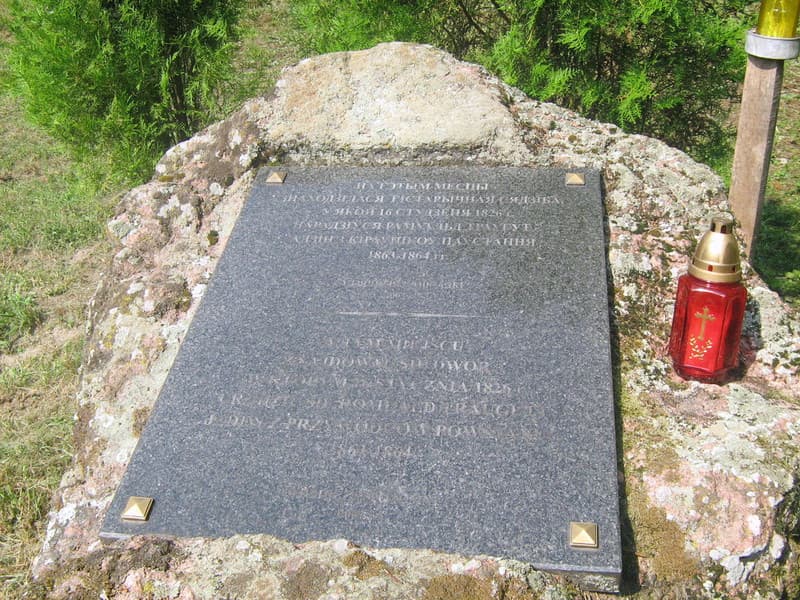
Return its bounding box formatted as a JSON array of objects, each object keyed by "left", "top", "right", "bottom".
[{"left": 669, "top": 216, "right": 747, "bottom": 383}]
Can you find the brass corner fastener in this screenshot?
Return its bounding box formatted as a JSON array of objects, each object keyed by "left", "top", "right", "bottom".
[
  {"left": 121, "top": 496, "right": 154, "bottom": 522},
  {"left": 569, "top": 522, "right": 599, "bottom": 549},
  {"left": 565, "top": 172, "right": 586, "bottom": 186},
  {"left": 266, "top": 171, "right": 288, "bottom": 184}
]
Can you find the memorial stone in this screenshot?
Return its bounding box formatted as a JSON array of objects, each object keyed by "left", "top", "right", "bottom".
[{"left": 102, "top": 167, "right": 622, "bottom": 591}]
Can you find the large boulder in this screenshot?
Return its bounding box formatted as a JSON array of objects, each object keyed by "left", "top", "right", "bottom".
[{"left": 32, "top": 43, "right": 799, "bottom": 599}]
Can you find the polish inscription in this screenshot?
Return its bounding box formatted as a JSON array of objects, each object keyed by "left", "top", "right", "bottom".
[{"left": 202, "top": 330, "right": 536, "bottom": 455}]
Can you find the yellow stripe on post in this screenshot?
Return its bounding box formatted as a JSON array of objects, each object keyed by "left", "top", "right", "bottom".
[{"left": 756, "top": 0, "right": 800, "bottom": 39}]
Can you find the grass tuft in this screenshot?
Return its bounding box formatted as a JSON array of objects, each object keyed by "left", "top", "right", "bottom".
[
  {"left": 0, "top": 405, "right": 74, "bottom": 589},
  {"left": 0, "top": 276, "right": 42, "bottom": 352},
  {"left": 0, "top": 340, "right": 81, "bottom": 591}
]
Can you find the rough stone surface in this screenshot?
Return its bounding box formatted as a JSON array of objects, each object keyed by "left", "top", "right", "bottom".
[{"left": 32, "top": 43, "right": 800, "bottom": 599}]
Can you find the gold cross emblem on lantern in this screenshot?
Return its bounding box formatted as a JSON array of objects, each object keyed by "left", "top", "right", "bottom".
[{"left": 694, "top": 306, "right": 715, "bottom": 340}]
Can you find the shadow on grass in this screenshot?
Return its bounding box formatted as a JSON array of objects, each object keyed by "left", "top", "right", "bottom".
[{"left": 753, "top": 197, "right": 800, "bottom": 307}]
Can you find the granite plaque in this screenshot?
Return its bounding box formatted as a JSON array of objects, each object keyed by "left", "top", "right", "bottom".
[{"left": 102, "top": 167, "right": 622, "bottom": 591}]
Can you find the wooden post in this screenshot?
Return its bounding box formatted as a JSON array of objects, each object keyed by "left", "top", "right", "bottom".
[
  {"left": 728, "top": 56, "right": 784, "bottom": 257},
  {"left": 728, "top": 1, "right": 799, "bottom": 258}
]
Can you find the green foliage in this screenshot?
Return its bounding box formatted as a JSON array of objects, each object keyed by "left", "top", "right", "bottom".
[
  {"left": 290, "top": 0, "right": 749, "bottom": 160},
  {"left": 9, "top": 0, "right": 245, "bottom": 178},
  {"left": 291, "top": 0, "right": 426, "bottom": 52}
]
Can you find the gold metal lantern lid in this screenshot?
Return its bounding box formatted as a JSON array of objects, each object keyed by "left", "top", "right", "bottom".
[{"left": 688, "top": 216, "right": 743, "bottom": 283}]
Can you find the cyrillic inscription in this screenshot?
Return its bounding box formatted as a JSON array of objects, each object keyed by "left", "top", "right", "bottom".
[{"left": 279, "top": 180, "right": 554, "bottom": 259}]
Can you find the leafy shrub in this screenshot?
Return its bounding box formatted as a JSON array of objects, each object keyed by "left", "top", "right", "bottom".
[
  {"left": 9, "top": 0, "right": 245, "bottom": 178},
  {"left": 291, "top": 0, "right": 750, "bottom": 162},
  {"left": 291, "top": 0, "right": 426, "bottom": 52}
]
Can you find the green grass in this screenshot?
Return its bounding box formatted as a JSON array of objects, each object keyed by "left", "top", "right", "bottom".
[
  {"left": 0, "top": 276, "right": 42, "bottom": 353},
  {"left": 0, "top": 337, "right": 83, "bottom": 394},
  {"left": 0, "top": 91, "right": 114, "bottom": 353},
  {"left": 0, "top": 11, "right": 116, "bottom": 355},
  {"left": 753, "top": 58, "right": 800, "bottom": 308},
  {"left": 0, "top": 344, "right": 78, "bottom": 591},
  {"left": 218, "top": 1, "right": 304, "bottom": 114},
  {"left": 0, "top": 39, "right": 128, "bottom": 258},
  {"left": 0, "top": 180, "right": 111, "bottom": 253},
  {"left": 0, "top": 3, "right": 120, "bottom": 592}
]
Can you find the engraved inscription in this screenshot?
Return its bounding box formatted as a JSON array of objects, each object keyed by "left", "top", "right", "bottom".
[
  {"left": 201, "top": 327, "right": 537, "bottom": 454},
  {"left": 199, "top": 174, "right": 564, "bottom": 455},
  {"left": 278, "top": 178, "right": 555, "bottom": 258},
  {"left": 203, "top": 413, "right": 538, "bottom": 447}
]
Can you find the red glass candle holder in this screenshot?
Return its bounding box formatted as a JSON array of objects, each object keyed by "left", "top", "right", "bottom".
[{"left": 669, "top": 216, "right": 747, "bottom": 383}]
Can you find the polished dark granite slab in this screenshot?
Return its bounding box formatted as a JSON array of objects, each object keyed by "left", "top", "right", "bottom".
[{"left": 102, "top": 166, "right": 621, "bottom": 591}]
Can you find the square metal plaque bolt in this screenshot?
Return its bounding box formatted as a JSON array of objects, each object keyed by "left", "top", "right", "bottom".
[
  {"left": 565, "top": 172, "right": 586, "bottom": 186},
  {"left": 266, "top": 171, "right": 288, "bottom": 184},
  {"left": 569, "top": 522, "right": 599, "bottom": 549},
  {"left": 121, "top": 496, "right": 154, "bottom": 522}
]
